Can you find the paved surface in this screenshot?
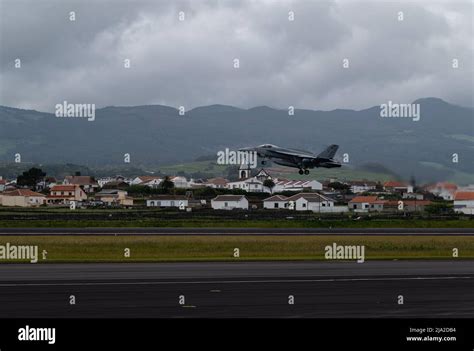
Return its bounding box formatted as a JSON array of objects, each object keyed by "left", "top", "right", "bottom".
[
  {"left": 0, "top": 261, "right": 473, "bottom": 318},
  {"left": 0, "top": 227, "right": 473, "bottom": 235}
]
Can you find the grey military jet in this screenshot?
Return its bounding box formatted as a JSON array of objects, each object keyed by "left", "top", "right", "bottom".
[{"left": 239, "top": 144, "right": 341, "bottom": 175}]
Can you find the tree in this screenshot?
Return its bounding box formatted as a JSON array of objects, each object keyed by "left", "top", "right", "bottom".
[
  {"left": 160, "top": 176, "right": 175, "bottom": 194},
  {"left": 425, "top": 202, "right": 454, "bottom": 215},
  {"left": 17, "top": 167, "right": 46, "bottom": 189},
  {"left": 263, "top": 179, "right": 275, "bottom": 194}
]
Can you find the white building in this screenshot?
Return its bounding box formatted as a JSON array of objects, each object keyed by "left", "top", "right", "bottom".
[
  {"left": 273, "top": 179, "right": 323, "bottom": 192},
  {"left": 146, "top": 195, "right": 189, "bottom": 208},
  {"left": 97, "top": 176, "right": 131, "bottom": 187},
  {"left": 0, "top": 189, "right": 46, "bottom": 207},
  {"left": 211, "top": 195, "right": 249, "bottom": 210},
  {"left": 227, "top": 178, "right": 267, "bottom": 193},
  {"left": 287, "top": 193, "right": 336, "bottom": 212},
  {"left": 131, "top": 176, "right": 162, "bottom": 186},
  {"left": 348, "top": 181, "right": 377, "bottom": 194},
  {"left": 263, "top": 195, "right": 289, "bottom": 209},
  {"left": 426, "top": 182, "right": 458, "bottom": 200},
  {"left": 453, "top": 192, "right": 474, "bottom": 215},
  {"left": 170, "top": 176, "right": 188, "bottom": 189}
]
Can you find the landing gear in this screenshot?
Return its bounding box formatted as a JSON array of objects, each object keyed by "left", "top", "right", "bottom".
[{"left": 299, "top": 168, "right": 310, "bottom": 175}]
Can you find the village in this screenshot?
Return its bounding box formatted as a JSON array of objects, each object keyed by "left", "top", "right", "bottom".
[{"left": 0, "top": 162, "right": 473, "bottom": 216}]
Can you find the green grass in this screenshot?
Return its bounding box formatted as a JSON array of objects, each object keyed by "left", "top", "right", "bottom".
[
  {"left": 0, "top": 218, "right": 472, "bottom": 228},
  {"left": 0, "top": 235, "right": 472, "bottom": 262}
]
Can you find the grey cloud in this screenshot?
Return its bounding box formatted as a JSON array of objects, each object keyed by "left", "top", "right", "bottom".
[{"left": 0, "top": 0, "right": 472, "bottom": 112}]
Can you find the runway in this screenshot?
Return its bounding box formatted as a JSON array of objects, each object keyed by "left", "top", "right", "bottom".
[
  {"left": 0, "top": 227, "right": 473, "bottom": 236},
  {"left": 0, "top": 260, "right": 473, "bottom": 318}
]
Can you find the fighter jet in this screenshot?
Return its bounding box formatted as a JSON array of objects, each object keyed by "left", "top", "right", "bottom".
[{"left": 239, "top": 144, "right": 341, "bottom": 175}]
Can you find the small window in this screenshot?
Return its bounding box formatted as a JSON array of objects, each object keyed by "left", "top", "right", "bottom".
[
  {"left": 225, "top": 202, "right": 228, "bottom": 207},
  {"left": 302, "top": 203, "right": 306, "bottom": 208},
  {"left": 274, "top": 203, "right": 278, "bottom": 208}
]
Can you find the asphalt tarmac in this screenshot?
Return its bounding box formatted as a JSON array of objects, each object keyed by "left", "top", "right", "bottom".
[{"left": 0, "top": 260, "right": 472, "bottom": 318}]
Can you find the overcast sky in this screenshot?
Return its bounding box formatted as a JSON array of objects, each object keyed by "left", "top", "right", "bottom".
[{"left": 0, "top": 0, "right": 472, "bottom": 112}]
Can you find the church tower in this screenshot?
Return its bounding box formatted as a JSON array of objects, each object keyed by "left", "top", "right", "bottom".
[{"left": 239, "top": 162, "right": 251, "bottom": 179}]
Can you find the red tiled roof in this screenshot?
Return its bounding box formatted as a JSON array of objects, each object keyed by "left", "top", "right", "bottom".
[
  {"left": 454, "top": 192, "right": 474, "bottom": 201},
  {"left": 206, "top": 177, "right": 229, "bottom": 185},
  {"left": 137, "top": 176, "right": 162, "bottom": 182},
  {"left": 2, "top": 189, "right": 45, "bottom": 197},
  {"left": 64, "top": 176, "right": 98, "bottom": 186},
  {"left": 349, "top": 196, "right": 379, "bottom": 203},
  {"left": 436, "top": 182, "right": 458, "bottom": 190}
]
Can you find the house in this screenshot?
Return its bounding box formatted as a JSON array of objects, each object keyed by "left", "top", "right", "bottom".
[
  {"left": 402, "top": 192, "right": 424, "bottom": 200},
  {"left": 348, "top": 180, "right": 378, "bottom": 194},
  {"left": 425, "top": 182, "right": 458, "bottom": 200},
  {"left": 227, "top": 178, "right": 267, "bottom": 193},
  {"left": 286, "top": 193, "right": 336, "bottom": 212},
  {"left": 348, "top": 196, "right": 385, "bottom": 212},
  {"left": 211, "top": 195, "right": 249, "bottom": 210},
  {"left": 36, "top": 177, "right": 57, "bottom": 191},
  {"left": 95, "top": 189, "right": 133, "bottom": 207},
  {"left": 169, "top": 176, "right": 188, "bottom": 189},
  {"left": 131, "top": 176, "right": 162, "bottom": 186},
  {"left": 383, "top": 181, "right": 413, "bottom": 194},
  {"left": 203, "top": 177, "right": 229, "bottom": 189},
  {"left": 453, "top": 192, "right": 474, "bottom": 215},
  {"left": 46, "top": 185, "right": 87, "bottom": 205},
  {"left": 263, "top": 195, "right": 289, "bottom": 209},
  {"left": 97, "top": 176, "right": 131, "bottom": 187},
  {"left": 0, "top": 189, "right": 46, "bottom": 207},
  {"left": 146, "top": 195, "right": 189, "bottom": 208},
  {"left": 273, "top": 179, "right": 323, "bottom": 192},
  {"left": 64, "top": 176, "right": 99, "bottom": 193}
]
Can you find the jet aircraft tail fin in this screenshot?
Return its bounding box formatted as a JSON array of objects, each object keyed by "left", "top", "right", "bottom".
[{"left": 317, "top": 144, "right": 339, "bottom": 159}]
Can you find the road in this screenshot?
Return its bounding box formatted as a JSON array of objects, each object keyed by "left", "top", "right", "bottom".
[
  {"left": 0, "top": 261, "right": 473, "bottom": 318},
  {"left": 0, "top": 227, "right": 473, "bottom": 235}
]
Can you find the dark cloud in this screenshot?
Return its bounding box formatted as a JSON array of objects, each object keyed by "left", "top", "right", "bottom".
[{"left": 0, "top": 0, "right": 472, "bottom": 111}]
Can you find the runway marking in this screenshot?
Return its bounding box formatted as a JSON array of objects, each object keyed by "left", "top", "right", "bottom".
[{"left": 0, "top": 276, "right": 471, "bottom": 287}]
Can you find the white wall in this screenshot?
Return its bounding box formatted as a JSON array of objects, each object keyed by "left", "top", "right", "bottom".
[{"left": 211, "top": 199, "right": 248, "bottom": 210}]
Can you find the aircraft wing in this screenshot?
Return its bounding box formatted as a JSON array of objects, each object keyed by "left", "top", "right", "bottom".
[{"left": 265, "top": 148, "right": 315, "bottom": 160}]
